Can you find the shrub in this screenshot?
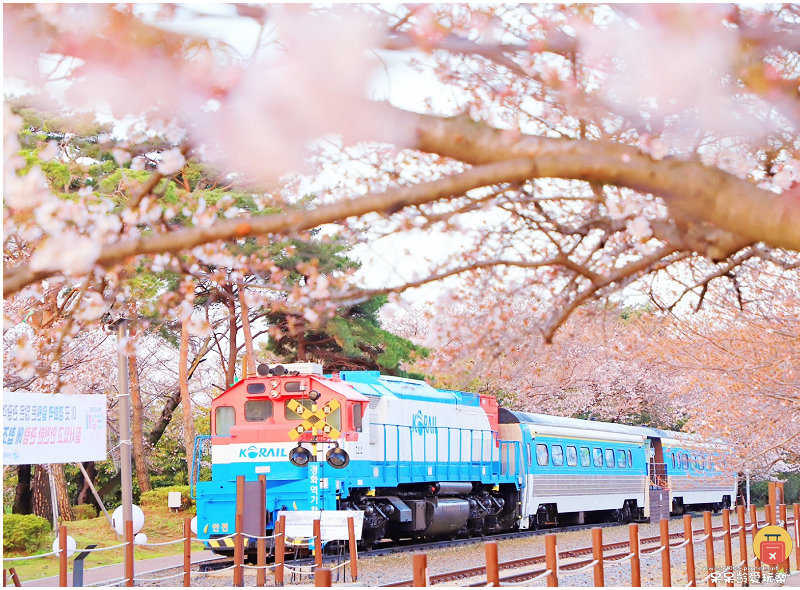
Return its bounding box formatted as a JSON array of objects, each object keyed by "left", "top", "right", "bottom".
[
  {"left": 139, "top": 485, "right": 194, "bottom": 511},
  {"left": 72, "top": 504, "right": 98, "bottom": 521},
  {"left": 3, "top": 514, "right": 51, "bottom": 553}
]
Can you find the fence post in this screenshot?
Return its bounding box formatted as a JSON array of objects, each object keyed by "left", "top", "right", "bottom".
[
  {"left": 125, "top": 519, "right": 134, "bottom": 587},
  {"left": 780, "top": 504, "right": 790, "bottom": 574},
  {"left": 545, "top": 533, "right": 558, "bottom": 587},
  {"left": 413, "top": 553, "right": 428, "bottom": 587},
  {"left": 234, "top": 475, "right": 244, "bottom": 587},
  {"left": 347, "top": 516, "right": 358, "bottom": 583},
  {"left": 660, "top": 519, "right": 672, "bottom": 587},
  {"left": 750, "top": 504, "right": 761, "bottom": 583},
  {"left": 684, "top": 514, "right": 697, "bottom": 587},
  {"left": 629, "top": 523, "right": 641, "bottom": 587},
  {"left": 794, "top": 504, "right": 800, "bottom": 571},
  {"left": 736, "top": 505, "right": 749, "bottom": 583},
  {"left": 703, "top": 511, "right": 716, "bottom": 588},
  {"left": 183, "top": 517, "right": 191, "bottom": 587},
  {"left": 591, "top": 527, "right": 604, "bottom": 587},
  {"left": 766, "top": 503, "right": 774, "bottom": 526},
  {"left": 485, "top": 541, "right": 499, "bottom": 587},
  {"left": 275, "top": 514, "right": 285, "bottom": 586},
  {"left": 8, "top": 571, "right": 19, "bottom": 588},
  {"left": 314, "top": 567, "right": 331, "bottom": 587},
  {"left": 257, "top": 475, "right": 267, "bottom": 587},
  {"left": 59, "top": 524, "right": 68, "bottom": 587},
  {"left": 314, "top": 518, "right": 323, "bottom": 569},
  {"left": 721, "top": 509, "right": 733, "bottom": 587},
  {"left": 3, "top": 568, "right": 6, "bottom": 587}
]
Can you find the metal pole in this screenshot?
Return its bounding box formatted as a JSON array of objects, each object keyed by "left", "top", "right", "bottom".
[
  {"left": 117, "top": 320, "right": 134, "bottom": 580},
  {"left": 746, "top": 469, "right": 751, "bottom": 509},
  {"left": 48, "top": 465, "right": 60, "bottom": 532}
]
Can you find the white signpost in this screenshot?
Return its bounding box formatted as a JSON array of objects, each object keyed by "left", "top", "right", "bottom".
[
  {"left": 277, "top": 510, "right": 364, "bottom": 541},
  {"left": 2, "top": 392, "right": 107, "bottom": 465}
]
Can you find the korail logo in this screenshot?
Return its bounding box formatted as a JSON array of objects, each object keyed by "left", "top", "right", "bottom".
[
  {"left": 238, "top": 446, "right": 288, "bottom": 459},
  {"left": 412, "top": 411, "right": 436, "bottom": 436}
]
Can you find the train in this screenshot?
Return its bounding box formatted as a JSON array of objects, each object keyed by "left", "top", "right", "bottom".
[{"left": 191, "top": 364, "right": 735, "bottom": 553}]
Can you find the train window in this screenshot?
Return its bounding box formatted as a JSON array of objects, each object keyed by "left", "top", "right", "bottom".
[
  {"left": 215, "top": 406, "right": 235, "bottom": 436},
  {"left": 284, "top": 381, "right": 304, "bottom": 392},
  {"left": 605, "top": 449, "right": 615, "bottom": 468},
  {"left": 246, "top": 383, "right": 266, "bottom": 394},
  {"left": 671, "top": 453, "right": 676, "bottom": 469},
  {"left": 285, "top": 399, "right": 313, "bottom": 419},
  {"left": 527, "top": 443, "right": 532, "bottom": 466},
  {"left": 681, "top": 454, "right": 689, "bottom": 470},
  {"left": 617, "top": 450, "right": 627, "bottom": 468},
  {"left": 580, "top": 447, "right": 591, "bottom": 467},
  {"left": 705, "top": 456, "right": 712, "bottom": 471},
  {"left": 552, "top": 445, "right": 564, "bottom": 466},
  {"left": 593, "top": 448, "right": 603, "bottom": 467},
  {"left": 566, "top": 446, "right": 578, "bottom": 467},
  {"left": 536, "top": 444, "right": 549, "bottom": 466},
  {"left": 689, "top": 455, "right": 696, "bottom": 470},
  {"left": 353, "top": 403, "right": 363, "bottom": 432},
  {"left": 244, "top": 400, "right": 274, "bottom": 422},
  {"left": 627, "top": 450, "right": 633, "bottom": 468}
]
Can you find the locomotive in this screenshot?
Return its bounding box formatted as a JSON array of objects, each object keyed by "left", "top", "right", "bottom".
[{"left": 191, "top": 364, "right": 735, "bottom": 552}]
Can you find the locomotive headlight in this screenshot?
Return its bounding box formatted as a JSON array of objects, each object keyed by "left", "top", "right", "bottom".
[
  {"left": 308, "top": 389, "right": 321, "bottom": 402},
  {"left": 289, "top": 445, "right": 312, "bottom": 467},
  {"left": 326, "top": 443, "right": 350, "bottom": 469}
]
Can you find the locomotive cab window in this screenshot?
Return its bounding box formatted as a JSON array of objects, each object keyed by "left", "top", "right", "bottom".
[
  {"left": 580, "top": 447, "right": 591, "bottom": 467},
  {"left": 566, "top": 446, "right": 578, "bottom": 467},
  {"left": 627, "top": 450, "right": 633, "bottom": 468},
  {"left": 536, "top": 444, "right": 549, "bottom": 466},
  {"left": 617, "top": 450, "right": 627, "bottom": 468},
  {"left": 604, "top": 448, "right": 615, "bottom": 468},
  {"left": 352, "top": 402, "right": 363, "bottom": 432},
  {"left": 552, "top": 445, "right": 564, "bottom": 466},
  {"left": 592, "top": 448, "right": 603, "bottom": 467},
  {"left": 245, "top": 400, "right": 274, "bottom": 422},
  {"left": 215, "top": 406, "right": 235, "bottom": 436}
]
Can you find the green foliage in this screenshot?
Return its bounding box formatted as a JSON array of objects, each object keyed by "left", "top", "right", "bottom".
[
  {"left": 139, "top": 486, "right": 194, "bottom": 511},
  {"left": 3, "top": 514, "right": 51, "bottom": 553},
  {"left": 72, "top": 504, "right": 98, "bottom": 521},
  {"left": 749, "top": 473, "right": 800, "bottom": 506}
]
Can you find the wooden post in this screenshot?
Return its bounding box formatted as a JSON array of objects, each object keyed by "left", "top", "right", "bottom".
[
  {"left": 750, "top": 504, "right": 761, "bottom": 583},
  {"left": 660, "top": 519, "right": 672, "bottom": 587},
  {"left": 314, "top": 567, "right": 331, "bottom": 587},
  {"left": 722, "top": 509, "right": 733, "bottom": 587},
  {"left": 413, "top": 553, "right": 428, "bottom": 587},
  {"left": 59, "top": 524, "right": 68, "bottom": 588},
  {"left": 794, "top": 504, "right": 800, "bottom": 570},
  {"left": 629, "top": 523, "right": 641, "bottom": 587},
  {"left": 545, "top": 533, "right": 558, "bottom": 587},
  {"left": 314, "top": 518, "right": 322, "bottom": 569},
  {"left": 275, "top": 514, "right": 285, "bottom": 586},
  {"left": 183, "top": 517, "right": 192, "bottom": 587},
  {"left": 703, "top": 511, "right": 716, "bottom": 587},
  {"left": 684, "top": 514, "right": 697, "bottom": 587},
  {"left": 347, "top": 516, "right": 358, "bottom": 583},
  {"left": 3, "top": 568, "right": 6, "bottom": 587},
  {"left": 736, "top": 505, "right": 749, "bottom": 583},
  {"left": 257, "top": 475, "right": 267, "bottom": 587},
  {"left": 8, "top": 571, "right": 18, "bottom": 589},
  {"left": 766, "top": 503, "right": 774, "bottom": 526},
  {"left": 592, "top": 527, "right": 605, "bottom": 587},
  {"left": 485, "top": 541, "right": 500, "bottom": 587},
  {"left": 125, "top": 519, "right": 134, "bottom": 587},
  {"left": 781, "top": 504, "right": 790, "bottom": 573},
  {"left": 234, "top": 475, "right": 244, "bottom": 587}
]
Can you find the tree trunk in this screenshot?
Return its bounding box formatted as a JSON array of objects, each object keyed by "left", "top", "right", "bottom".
[
  {"left": 51, "top": 463, "right": 74, "bottom": 521},
  {"left": 238, "top": 282, "right": 256, "bottom": 374},
  {"left": 31, "top": 465, "right": 53, "bottom": 525},
  {"left": 128, "top": 346, "right": 152, "bottom": 493},
  {"left": 75, "top": 462, "right": 100, "bottom": 511},
  {"left": 225, "top": 292, "right": 238, "bottom": 387},
  {"left": 96, "top": 338, "right": 211, "bottom": 498},
  {"left": 180, "top": 320, "right": 195, "bottom": 484},
  {"left": 297, "top": 330, "right": 307, "bottom": 361},
  {"left": 12, "top": 464, "right": 32, "bottom": 514}
]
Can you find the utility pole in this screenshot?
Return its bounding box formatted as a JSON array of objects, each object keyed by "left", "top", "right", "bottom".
[{"left": 115, "top": 319, "right": 133, "bottom": 573}]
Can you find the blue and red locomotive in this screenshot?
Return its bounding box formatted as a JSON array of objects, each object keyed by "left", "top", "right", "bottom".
[{"left": 192, "top": 364, "right": 735, "bottom": 551}]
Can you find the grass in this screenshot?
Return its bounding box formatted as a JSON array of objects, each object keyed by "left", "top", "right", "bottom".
[{"left": 3, "top": 507, "right": 208, "bottom": 583}]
